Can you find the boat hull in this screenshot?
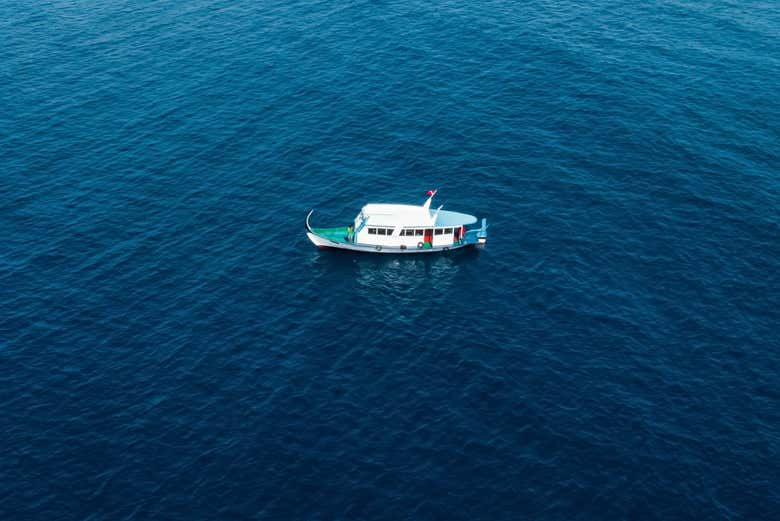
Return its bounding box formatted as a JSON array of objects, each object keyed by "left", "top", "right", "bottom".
[{"left": 306, "top": 232, "right": 476, "bottom": 253}]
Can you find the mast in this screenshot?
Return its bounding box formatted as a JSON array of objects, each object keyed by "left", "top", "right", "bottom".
[{"left": 422, "top": 189, "right": 437, "bottom": 211}]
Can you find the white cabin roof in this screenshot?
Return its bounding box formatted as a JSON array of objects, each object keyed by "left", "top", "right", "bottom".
[
  {"left": 360, "top": 203, "right": 477, "bottom": 227},
  {"left": 434, "top": 210, "right": 477, "bottom": 227}
]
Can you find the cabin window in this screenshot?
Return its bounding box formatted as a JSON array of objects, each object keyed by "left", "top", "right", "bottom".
[
  {"left": 415, "top": 229, "right": 424, "bottom": 236},
  {"left": 377, "top": 228, "right": 385, "bottom": 235},
  {"left": 386, "top": 228, "right": 394, "bottom": 235},
  {"left": 399, "top": 230, "right": 405, "bottom": 236},
  {"left": 434, "top": 229, "right": 443, "bottom": 235},
  {"left": 368, "top": 228, "right": 376, "bottom": 234},
  {"left": 444, "top": 228, "right": 452, "bottom": 234}
]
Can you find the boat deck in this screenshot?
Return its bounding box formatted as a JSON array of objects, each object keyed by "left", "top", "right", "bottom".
[{"left": 310, "top": 227, "right": 351, "bottom": 243}]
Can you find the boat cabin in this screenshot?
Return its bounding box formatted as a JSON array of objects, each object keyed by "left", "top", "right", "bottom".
[{"left": 352, "top": 196, "right": 477, "bottom": 250}]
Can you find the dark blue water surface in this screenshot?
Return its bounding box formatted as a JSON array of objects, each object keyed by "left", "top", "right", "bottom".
[{"left": 2, "top": 1, "right": 779, "bottom": 519}]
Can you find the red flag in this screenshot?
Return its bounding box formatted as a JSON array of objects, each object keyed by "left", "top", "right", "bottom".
[{"left": 426, "top": 189, "right": 437, "bottom": 196}]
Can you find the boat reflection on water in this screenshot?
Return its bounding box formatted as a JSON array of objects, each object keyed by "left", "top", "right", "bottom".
[{"left": 304, "top": 247, "right": 480, "bottom": 323}]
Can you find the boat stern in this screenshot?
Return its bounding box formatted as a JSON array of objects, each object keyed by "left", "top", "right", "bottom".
[{"left": 477, "top": 218, "right": 488, "bottom": 246}]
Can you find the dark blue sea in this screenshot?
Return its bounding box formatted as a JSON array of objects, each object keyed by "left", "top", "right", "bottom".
[{"left": 2, "top": 1, "right": 779, "bottom": 519}]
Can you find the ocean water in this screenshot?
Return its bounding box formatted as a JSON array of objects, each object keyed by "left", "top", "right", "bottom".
[{"left": 2, "top": 0, "right": 779, "bottom": 519}]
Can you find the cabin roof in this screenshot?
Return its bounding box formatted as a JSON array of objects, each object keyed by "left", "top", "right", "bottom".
[
  {"left": 361, "top": 203, "right": 476, "bottom": 227},
  {"left": 434, "top": 210, "right": 478, "bottom": 226}
]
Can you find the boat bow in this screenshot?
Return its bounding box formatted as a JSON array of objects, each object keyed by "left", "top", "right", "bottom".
[{"left": 305, "top": 209, "right": 314, "bottom": 233}]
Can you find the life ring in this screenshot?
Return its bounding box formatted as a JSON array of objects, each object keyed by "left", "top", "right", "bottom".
[
  {"left": 375, "top": 245, "right": 382, "bottom": 251},
  {"left": 417, "top": 242, "right": 424, "bottom": 249}
]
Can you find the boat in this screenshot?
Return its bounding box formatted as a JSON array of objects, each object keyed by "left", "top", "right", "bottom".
[{"left": 305, "top": 190, "right": 487, "bottom": 253}]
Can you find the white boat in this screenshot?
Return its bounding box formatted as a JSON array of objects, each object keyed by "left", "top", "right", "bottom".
[{"left": 305, "top": 190, "right": 487, "bottom": 253}]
